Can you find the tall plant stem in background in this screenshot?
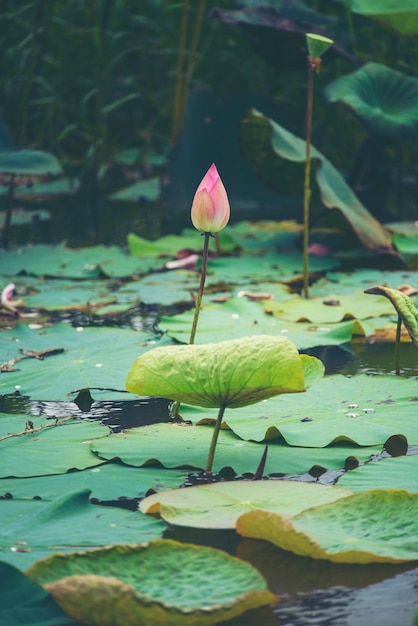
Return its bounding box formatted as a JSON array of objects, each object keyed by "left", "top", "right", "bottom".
[
  {"left": 395, "top": 314, "right": 402, "bottom": 375},
  {"left": 206, "top": 404, "right": 226, "bottom": 473},
  {"left": 303, "top": 61, "right": 314, "bottom": 299},
  {"left": 3, "top": 177, "right": 16, "bottom": 250},
  {"left": 189, "top": 232, "right": 211, "bottom": 344}
]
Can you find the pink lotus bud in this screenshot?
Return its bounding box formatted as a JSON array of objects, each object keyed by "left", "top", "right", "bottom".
[{"left": 191, "top": 164, "right": 230, "bottom": 233}]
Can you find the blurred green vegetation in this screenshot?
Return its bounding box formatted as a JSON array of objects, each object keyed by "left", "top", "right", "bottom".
[{"left": 0, "top": 0, "right": 417, "bottom": 245}]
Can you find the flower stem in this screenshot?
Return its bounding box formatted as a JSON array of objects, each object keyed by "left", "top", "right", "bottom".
[
  {"left": 189, "top": 231, "right": 210, "bottom": 344},
  {"left": 171, "top": 231, "right": 210, "bottom": 418},
  {"left": 303, "top": 63, "right": 314, "bottom": 299},
  {"left": 206, "top": 404, "right": 226, "bottom": 473}
]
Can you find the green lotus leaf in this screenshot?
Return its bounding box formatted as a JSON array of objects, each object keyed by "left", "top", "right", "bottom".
[
  {"left": 240, "top": 109, "right": 394, "bottom": 253},
  {"left": 0, "top": 150, "right": 62, "bottom": 176},
  {"left": 306, "top": 33, "right": 333, "bottom": 58},
  {"left": 0, "top": 242, "right": 162, "bottom": 279},
  {"left": 264, "top": 289, "right": 394, "bottom": 323},
  {"left": 364, "top": 285, "right": 418, "bottom": 348},
  {"left": 215, "top": 373, "right": 418, "bottom": 447},
  {"left": 348, "top": 0, "right": 418, "bottom": 35},
  {"left": 0, "top": 560, "right": 75, "bottom": 626},
  {"left": 140, "top": 480, "right": 351, "bottom": 529},
  {"left": 126, "top": 335, "right": 324, "bottom": 409},
  {"left": 91, "top": 421, "right": 378, "bottom": 475},
  {"left": 128, "top": 228, "right": 236, "bottom": 258},
  {"left": 0, "top": 489, "right": 165, "bottom": 570},
  {"left": 237, "top": 489, "right": 418, "bottom": 563},
  {"left": 0, "top": 322, "right": 175, "bottom": 400},
  {"left": 324, "top": 63, "right": 418, "bottom": 140},
  {"left": 339, "top": 455, "right": 418, "bottom": 493},
  {"left": 27, "top": 540, "right": 276, "bottom": 626}
]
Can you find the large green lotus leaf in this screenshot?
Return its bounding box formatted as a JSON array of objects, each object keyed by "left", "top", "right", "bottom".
[
  {"left": 160, "top": 298, "right": 379, "bottom": 349},
  {"left": 0, "top": 322, "right": 175, "bottom": 400},
  {"left": 0, "top": 489, "right": 165, "bottom": 570},
  {"left": 91, "top": 422, "right": 377, "bottom": 474},
  {"left": 204, "top": 253, "right": 339, "bottom": 287},
  {"left": 237, "top": 489, "right": 418, "bottom": 563},
  {"left": 0, "top": 418, "right": 107, "bottom": 477},
  {"left": 241, "top": 109, "right": 394, "bottom": 253},
  {"left": 265, "top": 290, "right": 394, "bottom": 323},
  {"left": 338, "top": 455, "right": 418, "bottom": 493},
  {"left": 140, "top": 480, "right": 351, "bottom": 529},
  {"left": 0, "top": 560, "right": 76, "bottom": 626},
  {"left": 324, "top": 63, "right": 418, "bottom": 140},
  {"left": 364, "top": 286, "right": 418, "bottom": 348},
  {"left": 310, "top": 269, "right": 418, "bottom": 296},
  {"left": 0, "top": 464, "right": 186, "bottom": 500},
  {"left": 0, "top": 150, "right": 62, "bottom": 176},
  {"left": 0, "top": 242, "right": 163, "bottom": 279},
  {"left": 126, "top": 335, "right": 324, "bottom": 409},
  {"left": 212, "top": 374, "right": 418, "bottom": 446},
  {"left": 128, "top": 228, "right": 237, "bottom": 258},
  {"left": 393, "top": 232, "right": 418, "bottom": 256},
  {"left": 28, "top": 540, "right": 276, "bottom": 626},
  {"left": 349, "top": 0, "right": 418, "bottom": 35}
]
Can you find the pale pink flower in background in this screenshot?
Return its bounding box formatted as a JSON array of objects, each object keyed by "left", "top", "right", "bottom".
[{"left": 191, "top": 164, "right": 230, "bottom": 233}]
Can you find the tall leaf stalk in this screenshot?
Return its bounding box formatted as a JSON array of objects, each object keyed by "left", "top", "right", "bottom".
[{"left": 302, "top": 34, "right": 333, "bottom": 299}]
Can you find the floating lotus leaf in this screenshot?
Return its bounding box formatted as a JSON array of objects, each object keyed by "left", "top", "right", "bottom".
[
  {"left": 324, "top": 63, "right": 418, "bottom": 140},
  {"left": 27, "top": 540, "right": 276, "bottom": 626},
  {"left": 126, "top": 335, "right": 324, "bottom": 409},
  {"left": 213, "top": 373, "right": 418, "bottom": 446},
  {"left": 140, "top": 480, "right": 351, "bottom": 529},
  {"left": 0, "top": 560, "right": 75, "bottom": 626},
  {"left": 348, "top": 0, "right": 418, "bottom": 35},
  {"left": 339, "top": 455, "right": 418, "bottom": 493},
  {"left": 264, "top": 289, "right": 394, "bottom": 323},
  {"left": 0, "top": 322, "right": 175, "bottom": 400},
  {"left": 0, "top": 489, "right": 165, "bottom": 570},
  {"left": 240, "top": 109, "right": 394, "bottom": 253},
  {"left": 91, "top": 421, "right": 378, "bottom": 475},
  {"left": 364, "top": 285, "right": 418, "bottom": 348},
  {"left": 0, "top": 149, "right": 62, "bottom": 176},
  {"left": 110, "top": 177, "right": 160, "bottom": 202},
  {"left": 237, "top": 489, "right": 418, "bottom": 563}
]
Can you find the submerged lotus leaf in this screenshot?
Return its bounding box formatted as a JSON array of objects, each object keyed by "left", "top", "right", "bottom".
[
  {"left": 324, "top": 63, "right": 418, "bottom": 140},
  {"left": 126, "top": 335, "right": 324, "bottom": 409},
  {"left": 237, "top": 489, "right": 418, "bottom": 563},
  {"left": 140, "top": 480, "right": 351, "bottom": 529},
  {"left": 364, "top": 285, "right": 418, "bottom": 348},
  {"left": 27, "top": 540, "right": 276, "bottom": 626}
]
